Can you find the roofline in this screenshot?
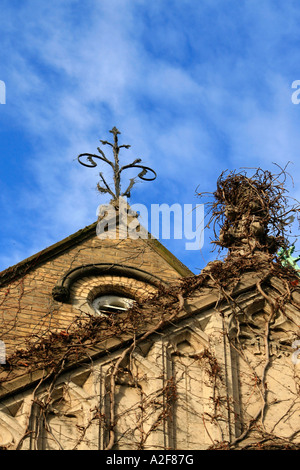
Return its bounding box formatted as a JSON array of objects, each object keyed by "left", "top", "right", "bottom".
[
  {"left": 0, "top": 220, "right": 193, "bottom": 287},
  {"left": 0, "top": 222, "right": 98, "bottom": 287}
]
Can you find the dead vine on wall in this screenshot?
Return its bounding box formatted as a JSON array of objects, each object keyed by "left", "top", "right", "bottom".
[{"left": 0, "top": 166, "right": 299, "bottom": 450}]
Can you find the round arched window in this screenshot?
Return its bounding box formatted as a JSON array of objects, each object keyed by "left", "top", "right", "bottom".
[{"left": 92, "top": 294, "right": 135, "bottom": 316}]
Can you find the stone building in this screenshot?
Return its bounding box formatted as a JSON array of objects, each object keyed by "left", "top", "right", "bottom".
[{"left": 0, "top": 133, "right": 299, "bottom": 450}]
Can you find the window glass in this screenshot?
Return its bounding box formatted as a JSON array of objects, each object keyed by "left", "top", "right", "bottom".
[{"left": 92, "top": 295, "right": 135, "bottom": 315}]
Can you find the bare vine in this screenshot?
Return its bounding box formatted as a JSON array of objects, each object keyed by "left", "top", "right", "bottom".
[{"left": 0, "top": 166, "right": 299, "bottom": 450}]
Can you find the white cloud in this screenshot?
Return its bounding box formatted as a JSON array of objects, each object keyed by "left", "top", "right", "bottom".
[{"left": 0, "top": 0, "right": 300, "bottom": 272}]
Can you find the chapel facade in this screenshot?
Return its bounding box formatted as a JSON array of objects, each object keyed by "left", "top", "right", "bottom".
[{"left": 0, "top": 131, "right": 299, "bottom": 451}]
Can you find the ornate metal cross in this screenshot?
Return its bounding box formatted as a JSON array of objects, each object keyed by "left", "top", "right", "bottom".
[{"left": 77, "top": 127, "right": 156, "bottom": 201}]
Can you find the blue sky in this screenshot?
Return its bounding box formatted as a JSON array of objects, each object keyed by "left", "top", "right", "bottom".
[{"left": 0, "top": 0, "right": 300, "bottom": 274}]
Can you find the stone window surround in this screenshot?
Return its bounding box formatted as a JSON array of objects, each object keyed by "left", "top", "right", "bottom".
[
  {"left": 52, "top": 263, "right": 167, "bottom": 303},
  {"left": 70, "top": 274, "right": 158, "bottom": 317},
  {"left": 51, "top": 263, "right": 167, "bottom": 317}
]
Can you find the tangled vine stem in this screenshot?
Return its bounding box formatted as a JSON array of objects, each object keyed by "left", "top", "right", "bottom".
[
  {"left": 0, "top": 249, "right": 299, "bottom": 449},
  {"left": 0, "top": 166, "right": 299, "bottom": 450},
  {"left": 77, "top": 127, "right": 157, "bottom": 200},
  {"left": 197, "top": 164, "right": 300, "bottom": 256}
]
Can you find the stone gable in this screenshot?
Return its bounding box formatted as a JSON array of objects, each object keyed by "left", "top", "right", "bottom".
[{"left": 0, "top": 221, "right": 191, "bottom": 357}]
